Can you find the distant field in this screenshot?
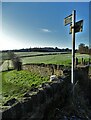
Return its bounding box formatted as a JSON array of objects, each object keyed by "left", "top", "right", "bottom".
[
  {"left": 0, "top": 52, "right": 89, "bottom": 71},
  {"left": 22, "top": 54, "right": 71, "bottom": 65},
  {"left": 15, "top": 52, "right": 56, "bottom": 57},
  {"left": 1, "top": 51, "right": 64, "bottom": 59},
  {"left": 21, "top": 53, "right": 89, "bottom": 65}
]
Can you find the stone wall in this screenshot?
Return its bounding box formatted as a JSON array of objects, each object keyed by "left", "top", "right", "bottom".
[
  {"left": 23, "top": 63, "right": 89, "bottom": 83},
  {"left": 23, "top": 63, "right": 70, "bottom": 77},
  {"left": 2, "top": 76, "right": 69, "bottom": 120},
  {"left": 75, "top": 65, "right": 89, "bottom": 89}
]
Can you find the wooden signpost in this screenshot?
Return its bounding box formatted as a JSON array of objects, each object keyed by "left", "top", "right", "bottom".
[
  {"left": 69, "top": 20, "right": 83, "bottom": 34},
  {"left": 64, "top": 10, "right": 83, "bottom": 84}
]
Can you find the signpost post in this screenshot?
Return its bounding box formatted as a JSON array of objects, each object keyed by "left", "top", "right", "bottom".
[
  {"left": 71, "top": 10, "right": 76, "bottom": 84},
  {"left": 64, "top": 10, "right": 83, "bottom": 84}
]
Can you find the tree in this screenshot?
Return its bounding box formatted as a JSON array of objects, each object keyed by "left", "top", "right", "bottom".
[
  {"left": 78, "top": 43, "right": 85, "bottom": 54},
  {"left": 8, "top": 51, "right": 22, "bottom": 71},
  {"left": 85, "top": 46, "right": 89, "bottom": 54},
  {"left": 78, "top": 43, "right": 89, "bottom": 54},
  {"left": 89, "top": 49, "right": 91, "bottom": 55}
]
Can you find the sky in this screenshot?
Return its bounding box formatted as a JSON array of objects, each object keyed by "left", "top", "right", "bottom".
[
  {"left": 1, "top": 0, "right": 90, "bottom": 2},
  {"left": 1, "top": 2, "right": 89, "bottom": 50}
]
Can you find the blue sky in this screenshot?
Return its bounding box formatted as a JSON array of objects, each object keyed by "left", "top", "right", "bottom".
[
  {"left": 1, "top": 2, "right": 89, "bottom": 50},
  {"left": 2, "top": 0, "right": 90, "bottom": 2}
]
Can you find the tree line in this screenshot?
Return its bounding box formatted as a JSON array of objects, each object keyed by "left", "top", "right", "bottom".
[
  {"left": 78, "top": 43, "right": 90, "bottom": 54},
  {"left": 2, "top": 47, "right": 71, "bottom": 53},
  {"left": 1, "top": 44, "right": 90, "bottom": 55}
]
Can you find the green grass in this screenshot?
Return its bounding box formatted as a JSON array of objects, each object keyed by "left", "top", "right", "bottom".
[
  {"left": 0, "top": 72, "right": 2, "bottom": 106},
  {"left": 22, "top": 53, "right": 89, "bottom": 65},
  {"left": 22, "top": 54, "right": 71, "bottom": 65},
  {"left": 1, "top": 70, "right": 49, "bottom": 105},
  {"left": 1, "top": 51, "right": 61, "bottom": 59},
  {"left": 15, "top": 51, "right": 52, "bottom": 57}
]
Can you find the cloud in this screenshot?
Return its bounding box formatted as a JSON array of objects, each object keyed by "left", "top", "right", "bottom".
[{"left": 41, "top": 28, "right": 51, "bottom": 33}]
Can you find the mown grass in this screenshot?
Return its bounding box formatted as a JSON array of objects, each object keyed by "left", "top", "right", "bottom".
[
  {"left": 15, "top": 51, "right": 52, "bottom": 57},
  {"left": 1, "top": 70, "right": 49, "bottom": 105},
  {"left": 0, "top": 51, "right": 63, "bottom": 60},
  {"left": 22, "top": 53, "right": 89, "bottom": 65}
]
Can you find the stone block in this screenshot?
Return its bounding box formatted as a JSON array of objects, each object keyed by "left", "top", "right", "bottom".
[
  {"left": 20, "top": 98, "right": 33, "bottom": 115},
  {"left": 37, "top": 89, "right": 46, "bottom": 104},
  {"left": 2, "top": 102, "right": 22, "bottom": 120},
  {"left": 43, "top": 85, "right": 53, "bottom": 101}
]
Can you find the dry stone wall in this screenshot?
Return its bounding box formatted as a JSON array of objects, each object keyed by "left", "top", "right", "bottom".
[
  {"left": 23, "top": 63, "right": 70, "bottom": 77},
  {"left": 2, "top": 77, "right": 69, "bottom": 120}
]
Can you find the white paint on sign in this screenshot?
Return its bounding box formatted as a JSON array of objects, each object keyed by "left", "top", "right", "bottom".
[{"left": 64, "top": 14, "right": 72, "bottom": 26}]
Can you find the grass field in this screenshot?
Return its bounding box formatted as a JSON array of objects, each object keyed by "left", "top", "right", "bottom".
[
  {"left": 0, "top": 51, "right": 64, "bottom": 60},
  {"left": 15, "top": 51, "right": 56, "bottom": 57},
  {"left": 1, "top": 51, "right": 89, "bottom": 62},
  {"left": 1, "top": 70, "right": 49, "bottom": 106},
  {"left": 21, "top": 53, "right": 89, "bottom": 65}
]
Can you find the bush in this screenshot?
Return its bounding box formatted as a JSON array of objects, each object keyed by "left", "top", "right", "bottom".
[{"left": 8, "top": 51, "right": 22, "bottom": 71}]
